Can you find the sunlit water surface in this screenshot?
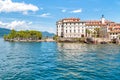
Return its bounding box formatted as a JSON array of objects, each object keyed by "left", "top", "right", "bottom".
[{"left": 0, "top": 38, "right": 120, "bottom": 80}]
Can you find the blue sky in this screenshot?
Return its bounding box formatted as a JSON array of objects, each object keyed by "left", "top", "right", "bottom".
[{"left": 0, "top": 0, "right": 120, "bottom": 33}]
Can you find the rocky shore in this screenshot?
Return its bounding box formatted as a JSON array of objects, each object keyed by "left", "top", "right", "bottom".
[
  {"left": 4, "top": 37, "right": 120, "bottom": 44},
  {"left": 5, "top": 38, "right": 55, "bottom": 42},
  {"left": 57, "top": 38, "right": 120, "bottom": 44}
]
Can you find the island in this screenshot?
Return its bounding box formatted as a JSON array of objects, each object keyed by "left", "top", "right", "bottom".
[
  {"left": 4, "top": 30, "right": 43, "bottom": 42},
  {"left": 3, "top": 29, "right": 119, "bottom": 44}
]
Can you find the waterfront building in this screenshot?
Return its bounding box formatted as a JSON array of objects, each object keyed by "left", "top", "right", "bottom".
[
  {"left": 108, "top": 24, "right": 120, "bottom": 39},
  {"left": 56, "top": 18, "right": 86, "bottom": 38},
  {"left": 56, "top": 15, "right": 120, "bottom": 40}
]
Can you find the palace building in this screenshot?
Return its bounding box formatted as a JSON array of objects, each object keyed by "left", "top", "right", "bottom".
[{"left": 56, "top": 15, "right": 120, "bottom": 40}]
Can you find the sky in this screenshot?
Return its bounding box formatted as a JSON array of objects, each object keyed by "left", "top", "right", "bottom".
[{"left": 0, "top": 0, "right": 120, "bottom": 33}]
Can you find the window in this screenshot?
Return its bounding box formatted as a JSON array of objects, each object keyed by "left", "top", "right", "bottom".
[
  {"left": 74, "top": 30, "right": 76, "bottom": 33},
  {"left": 82, "top": 30, "right": 84, "bottom": 33}
]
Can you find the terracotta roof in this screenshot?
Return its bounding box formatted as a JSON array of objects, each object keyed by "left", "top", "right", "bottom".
[
  {"left": 57, "top": 18, "right": 120, "bottom": 27},
  {"left": 62, "top": 18, "right": 80, "bottom": 22},
  {"left": 85, "top": 20, "right": 106, "bottom": 26},
  {"left": 109, "top": 30, "right": 120, "bottom": 33},
  {"left": 109, "top": 25, "right": 120, "bottom": 28},
  {"left": 109, "top": 26, "right": 114, "bottom": 28},
  {"left": 85, "top": 20, "right": 113, "bottom": 23},
  {"left": 85, "top": 20, "right": 113, "bottom": 25},
  {"left": 114, "top": 26, "right": 120, "bottom": 28},
  {"left": 116, "top": 24, "right": 120, "bottom": 26},
  {"left": 85, "top": 20, "right": 100, "bottom": 23},
  {"left": 86, "top": 24, "right": 106, "bottom": 26}
]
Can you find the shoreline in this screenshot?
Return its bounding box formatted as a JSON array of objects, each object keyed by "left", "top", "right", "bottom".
[
  {"left": 4, "top": 38, "right": 120, "bottom": 44},
  {"left": 4, "top": 40, "right": 120, "bottom": 45},
  {"left": 56, "top": 38, "right": 120, "bottom": 44},
  {"left": 4, "top": 38, "right": 55, "bottom": 42},
  {"left": 57, "top": 41, "right": 119, "bottom": 44}
]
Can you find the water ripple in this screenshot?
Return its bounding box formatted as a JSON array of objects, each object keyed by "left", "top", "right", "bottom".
[{"left": 0, "top": 38, "right": 120, "bottom": 80}]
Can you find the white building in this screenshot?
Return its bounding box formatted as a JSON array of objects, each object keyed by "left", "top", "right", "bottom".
[
  {"left": 57, "top": 18, "right": 86, "bottom": 38},
  {"left": 108, "top": 24, "right": 120, "bottom": 39},
  {"left": 56, "top": 15, "right": 120, "bottom": 40}
]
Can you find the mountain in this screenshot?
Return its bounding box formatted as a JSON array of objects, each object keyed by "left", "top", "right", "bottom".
[
  {"left": 0, "top": 28, "right": 55, "bottom": 37},
  {"left": 42, "top": 31, "right": 55, "bottom": 38},
  {"left": 0, "top": 28, "right": 55, "bottom": 38},
  {"left": 0, "top": 28, "right": 11, "bottom": 37}
]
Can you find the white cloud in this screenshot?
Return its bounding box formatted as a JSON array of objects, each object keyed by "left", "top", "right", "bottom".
[
  {"left": 39, "top": 13, "right": 51, "bottom": 18},
  {"left": 0, "top": 20, "right": 32, "bottom": 30},
  {"left": 0, "top": 20, "right": 56, "bottom": 33},
  {"left": 70, "top": 9, "right": 82, "bottom": 13},
  {"left": 0, "top": 0, "right": 39, "bottom": 14},
  {"left": 62, "top": 9, "right": 66, "bottom": 13}
]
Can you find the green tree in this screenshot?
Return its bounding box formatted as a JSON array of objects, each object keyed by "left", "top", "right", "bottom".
[
  {"left": 53, "top": 35, "right": 58, "bottom": 40},
  {"left": 86, "top": 29, "right": 91, "bottom": 37},
  {"left": 94, "top": 28, "right": 100, "bottom": 38},
  {"left": 4, "top": 30, "right": 42, "bottom": 41}
]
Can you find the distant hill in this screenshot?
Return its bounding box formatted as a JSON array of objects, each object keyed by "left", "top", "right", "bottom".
[
  {"left": 42, "top": 31, "right": 55, "bottom": 38},
  {"left": 0, "top": 28, "right": 11, "bottom": 37},
  {"left": 0, "top": 28, "right": 55, "bottom": 38}
]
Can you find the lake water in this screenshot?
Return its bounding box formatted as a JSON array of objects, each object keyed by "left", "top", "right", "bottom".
[{"left": 0, "top": 38, "right": 120, "bottom": 80}]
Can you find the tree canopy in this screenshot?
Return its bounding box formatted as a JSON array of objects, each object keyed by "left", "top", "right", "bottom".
[{"left": 4, "top": 30, "right": 42, "bottom": 41}]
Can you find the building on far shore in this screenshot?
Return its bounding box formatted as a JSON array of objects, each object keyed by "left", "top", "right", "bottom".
[{"left": 56, "top": 15, "right": 120, "bottom": 40}]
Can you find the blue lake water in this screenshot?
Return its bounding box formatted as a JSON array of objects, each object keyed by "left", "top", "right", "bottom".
[{"left": 0, "top": 38, "right": 120, "bottom": 80}]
